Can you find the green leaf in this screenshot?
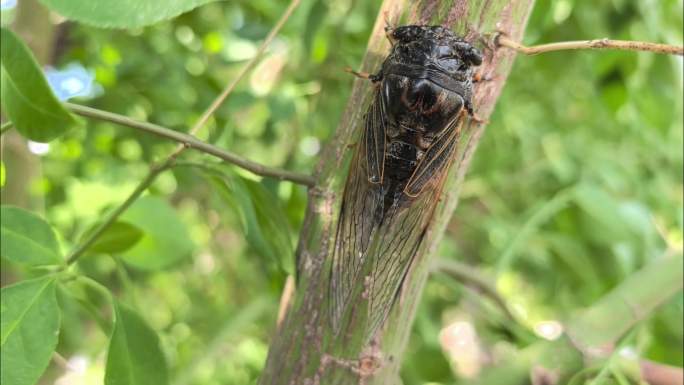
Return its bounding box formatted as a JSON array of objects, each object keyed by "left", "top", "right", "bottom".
[
  {"left": 206, "top": 170, "right": 293, "bottom": 275},
  {"left": 105, "top": 302, "right": 168, "bottom": 385},
  {"left": 0, "top": 27, "right": 77, "bottom": 142},
  {"left": 0, "top": 161, "right": 5, "bottom": 187},
  {"left": 573, "top": 184, "right": 633, "bottom": 241},
  {"left": 119, "top": 196, "right": 194, "bottom": 270},
  {"left": 303, "top": 0, "right": 328, "bottom": 55},
  {"left": 244, "top": 179, "right": 294, "bottom": 275},
  {"left": 82, "top": 221, "right": 144, "bottom": 254},
  {"left": 38, "top": 0, "right": 222, "bottom": 29},
  {"left": 1, "top": 277, "right": 60, "bottom": 385},
  {"left": 1, "top": 205, "right": 62, "bottom": 266}
]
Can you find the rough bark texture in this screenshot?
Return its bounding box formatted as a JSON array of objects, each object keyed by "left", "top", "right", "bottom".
[{"left": 259, "top": 1, "right": 535, "bottom": 384}]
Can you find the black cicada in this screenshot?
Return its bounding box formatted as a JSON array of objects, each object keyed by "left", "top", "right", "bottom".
[{"left": 330, "top": 25, "right": 483, "bottom": 341}]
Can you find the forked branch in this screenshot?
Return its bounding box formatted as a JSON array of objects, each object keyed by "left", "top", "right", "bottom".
[{"left": 64, "top": 0, "right": 303, "bottom": 265}]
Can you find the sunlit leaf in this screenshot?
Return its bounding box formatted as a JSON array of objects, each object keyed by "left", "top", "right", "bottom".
[
  {"left": 0, "top": 27, "right": 78, "bottom": 141},
  {"left": 1, "top": 277, "right": 60, "bottom": 385},
  {"left": 1, "top": 205, "right": 62, "bottom": 266},
  {"left": 105, "top": 302, "right": 168, "bottom": 385},
  {"left": 120, "top": 196, "right": 194, "bottom": 270},
  {"left": 82, "top": 221, "right": 144, "bottom": 254},
  {"left": 303, "top": 0, "right": 328, "bottom": 56},
  {"left": 39, "top": 0, "right": 222, "bottom": 28}
]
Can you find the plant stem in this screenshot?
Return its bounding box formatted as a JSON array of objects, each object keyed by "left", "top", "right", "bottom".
[
  {"left": 66, "top": 103, "right": 315, "bottom": 186},
  {"left": 65, "top": 163, "right": 169, "bottom": 265},
  {"left": 187, "top": 0, "right": 300, "bottom": 137},
  {"left": 496, "top": 34, "right": 684, "bottom": 56},
  {"left": 0, "top": 121, "right": 13, "bottom": 135},
  {"left": 432, "top": 259, "right": 518, "bottom": 323}
]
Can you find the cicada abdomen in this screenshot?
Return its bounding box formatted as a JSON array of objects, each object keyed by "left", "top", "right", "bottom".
[{"left": 330, "top": 25, "right": 483, "bottom": 342}]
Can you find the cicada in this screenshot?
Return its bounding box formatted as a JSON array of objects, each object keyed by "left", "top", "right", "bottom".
[{"left": 330, "top": 25, "right": 483, "bottom": 341}]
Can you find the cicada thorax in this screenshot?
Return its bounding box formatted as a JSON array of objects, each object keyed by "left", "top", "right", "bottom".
[
  {"left": 378, "top": 72, "right": 466, "bottom": 214},
  {"left": 383, "top": 75, "right": 465, "bottom": 134}
]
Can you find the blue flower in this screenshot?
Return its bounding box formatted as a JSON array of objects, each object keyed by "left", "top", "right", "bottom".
[{"left": 44, "top": 63, "right": 98, "bottom": 101}]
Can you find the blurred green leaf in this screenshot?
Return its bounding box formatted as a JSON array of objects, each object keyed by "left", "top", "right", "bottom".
[
  {"left": 1, "top": 205, "right": 62, "bottom": 266},
  {"left": 573, "top": 184, "right": 633, "bottom": 241},
  {"left": 0, "top": 27, "right": 77, "bottom": 142},
  {"left": 207, "top": 169, "right": 293, "bottom": 275},
  {"left": 303, "top": 0, "right": 329, "bottom": 56},
  {"left": 82, "top": 221, "right": 144, "bottom": 254},
  {"left": 105, "top": 302, "right": 168, "bottom": 385},
  {"left": 120, "top": 196, "right": 194, "bottom": 270},
  {"left": 38, "top": 0, "right": 222, "bottom": 28},
  {"left": 1, "top": 277, "right": 60, "bottom": 385},
  {"left": 245, "top": 179, "right": 294, "bottom": 275}
]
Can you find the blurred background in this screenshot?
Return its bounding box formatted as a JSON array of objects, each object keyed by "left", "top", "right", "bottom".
[{"left": 1, "top": 0, "right": 682, "bottom": 384}]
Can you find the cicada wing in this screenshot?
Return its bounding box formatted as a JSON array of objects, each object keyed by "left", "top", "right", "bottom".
[
  {"left": 330, "top": 87, "right": 387, "bottom": 329},
  {"left": 364, "top": 192, "right": 438, "bottom": 336},
  {"left": 403, "top": 110, "right": 466, "bottom": 197},
  {"left": 365, "top": 87, "right": 387, "bottom": 184},
  {"left": 365, "top": 113, "right": 475, "bottom": 339}
]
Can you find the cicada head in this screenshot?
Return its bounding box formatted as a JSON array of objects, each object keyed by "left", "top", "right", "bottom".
[{"left": 386, "top": 25, "right": 482, "bottom": 78}]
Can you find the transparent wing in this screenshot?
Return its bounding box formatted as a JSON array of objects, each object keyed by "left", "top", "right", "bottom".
[
  {"left": 330, "top": 87, "right": 386, "bottom": 328},
  {"left": 365, "top": 111, "right": 472, "bottom": 339},
  {"left": 365, "top": 87, "right": 387, "bottom": 184},
  {"left": 331, "top": 92, "right": 473, "bottom": 342},
  {"left": 403, "top": 110, "right": 466, "bottom": 197}
]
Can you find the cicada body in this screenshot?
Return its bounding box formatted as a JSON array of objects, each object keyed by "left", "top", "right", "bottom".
[{"left": 330, "top": 25, "right": 483, "bottom": 341}]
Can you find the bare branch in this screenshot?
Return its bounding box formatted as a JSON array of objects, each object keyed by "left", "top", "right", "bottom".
[
  {"left": 432, "top": 259, "right": 518, "bottom": 323},
  {"left": 496, "top": 34, "right": 684, "bottom": 56},
  {"left": 188, "top": 0, "right": 301, "bottom": 137},
  {"left": 66, "top": 103, "right": 315, "bottom": 186},
  {"left": 640, "top": 359, "right": 684, "bottom": 385},
  {"left": 0, "top": 121, "right": 12, "bottom": 135}
]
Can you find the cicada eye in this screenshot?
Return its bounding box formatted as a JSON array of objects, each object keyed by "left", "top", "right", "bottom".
[{"left": 465, "top": 48, "right": 483, "bottom": 66}]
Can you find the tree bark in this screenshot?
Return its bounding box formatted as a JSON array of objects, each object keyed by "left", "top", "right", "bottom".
[{"left": 259, "top": 1, "right": 535, "bottom": 383}]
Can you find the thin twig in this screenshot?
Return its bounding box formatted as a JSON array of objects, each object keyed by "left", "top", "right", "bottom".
[
  {"left": 277, "top": 275, "right": 296, "bottom": 328},
  {"left": 432, "top": 259, "right": 518, "bottom": 323},
  {"left": 65, "top": 164, "right": 168, "bottom": 264},
  {"left": 640, "top": 359, "right": 684, "bottom": 385},
  {"left": 0, "top": 121, "right": 13, "bottom": 135},
  {"left": 496, "top": 34, "right": 684, "bottom": 56},
  {"left": 65, "top": 0, "right": 302, "bottom": 265},
  {"left": 187, "top": 0, "right": 301, "bottom": 137},
  {"left": 66, "top": 103, "right": 314, "bottom": 186}
]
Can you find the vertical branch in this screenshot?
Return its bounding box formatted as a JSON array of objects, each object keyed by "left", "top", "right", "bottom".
[{"left": 260, "top": 1, "right": 536, "bottom": 384}]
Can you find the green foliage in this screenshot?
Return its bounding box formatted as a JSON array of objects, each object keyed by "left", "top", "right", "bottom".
[
  {"left": 207, "top": 168, "right": 294, "bottom": 276},
  {"left": 82, "top": 221, "right": 144, "bottom": 254},
  {"left": 38, "top": 0, "right": 223, "bottom": 28},
  {"left": 119, "top": 196, "right": 194, "bottom": 270},
  {"left": 1, "top": 205, "right": 62, "bottom": 266},
  {"left": 0, "top": 27, "right": 78, "bottom": 142},
  {"left": 0, "top": 0, "right": 681, "bottom": 384},
  {"left": 1, "top": 277, "right": 60, "bottom": 385},
  {"left": 105, "top": 302, "right": 169, "bottom": 385}
]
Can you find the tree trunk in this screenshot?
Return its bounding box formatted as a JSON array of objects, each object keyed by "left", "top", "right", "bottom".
[
  {"left": 260, "top": 1, "right": 535, "bottom": 383},
  {"left": 1, "top": 0, "right": 54, "bottom": 209}
]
